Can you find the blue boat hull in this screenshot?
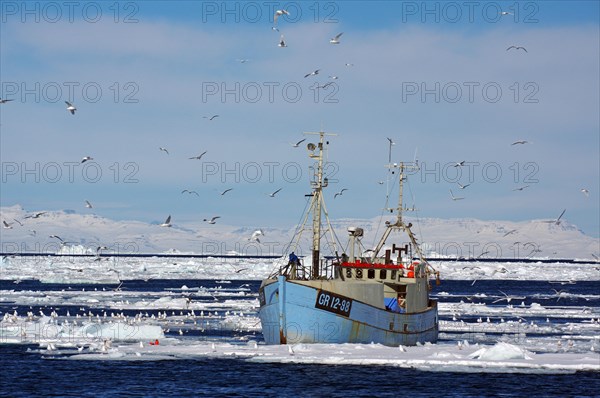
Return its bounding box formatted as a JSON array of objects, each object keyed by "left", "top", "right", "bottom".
[{"left": 259, "top": 276, "right": 438, "bottom": 346}]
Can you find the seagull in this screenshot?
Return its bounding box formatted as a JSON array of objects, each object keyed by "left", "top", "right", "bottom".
[
  {"left": 334, "top": 188, "right": 348, "bottom": 199},
  {"left": 49, "top": 235, "right": 64, "bottom": 242},
  {"left": 345, "top": 63, "right": 354, "bottom": 67},
  {"left": 315, "top": 82, "right": 335, "bottom": 90},
  {"left": 25, "top": 212, "right": 46, "bottom": 219},
  {"left": 278, "top": 34, "right": 287, "bottom": 48},
  {"left": 85, "top": 200, "right": 93, "bottom": 209},
  {"left": 81, "top": 156, "right": 93, "bottom": 163},
  {"left": 328, "top": 75, "right": 339, "bottom": 80},
  {"left": 304, "top": 69, "right": 320, "bottom": 78},
  {"left": 512, "top": 185, "right": 530, "bottom": 191},
  {"left": 220, "top": 188, "right": 233, "bottom": 196},
  {"left": 160, "top": 215, "right": 172, "bottom": 227},
  {"left": 267, "top": 188, "right": 282, "bottom": 197},
  {"left": 329, "top": 32, "right": 343, "bottom": 44},
  {"left": 235, "top": 58, "right": 249, "bottom": 63},
  {"left": 291, "top": 138, "right": 306, "bottom": 148},
  {"left": 544, "top": 209, "right": 566, "bottom": 225},
  {"left": 203, "top": 115, "right": 219, "bottom": 121},
  {"left": 0, "top": 98, "right": 14, "bottom": 104},
  {"left": 453, "top": 161, "right": 465, "bottom": 167},
  {"left": 386, "top": 137, "right": 395, "bottom": 146},
  {"left": 2, "top": 221, "right": 13, "bottom": 229},
  {"left": 273, "top": 9, "right": 290, "bottom": 25},
  {"left": 507, "top": 45, "right": 527, "bottom": 52},
  {"left": 249, "top": 229, "right": 264, "bottom": 243},
  {"left": 189, "top": 151, "right": 207, "bottom": 160},
  {"left": 581, "top": 188, "right": 589, "bottom": 197},
  {"left": 159, "top": 147, "right": 169, "bottom": 154},
  {"left": 503, "top": 229, "right": 518, "bottom": 237},
  {"left": 457, "top": 182, "right": 470, "bottom": 189},
  {"left": 204, "top": 216, "right": 220, "bottom": 224},
  {"left": 181, "top": 189, "right": 199, "bottom": 196},
  {"left": 511, "top": 140, "right": 529, "bottom": 145},
  {"left": 65, "top": 101, "right": 77, "bottom": 114},
  {"left": 449, "top": 189, "right": 464, "bottom": 201},
  {"left": 500, "top": 11, "right": 513, "bottom": 16}
]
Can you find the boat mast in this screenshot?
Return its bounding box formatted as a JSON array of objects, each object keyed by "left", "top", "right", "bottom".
[
  {"left": 371, "top": 162, "right": 423, "bottom": 262},
  {"left": 305, "top": 131, "right": 335, "bottom": 278}
]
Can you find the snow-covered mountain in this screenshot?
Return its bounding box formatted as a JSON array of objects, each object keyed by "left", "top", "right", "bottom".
[{"left": 1, "top": 205, "right": 598, "bottom": 260}]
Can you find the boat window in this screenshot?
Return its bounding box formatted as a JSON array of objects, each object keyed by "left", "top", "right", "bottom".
[
  {"left": 346, "top": 268, "right": 352, "bottom": 278},
  {"left": 367, "top": 269, "right": 375, "bottom": 279},
  {"left": 391, "top": 270, "right": 397, "bottom": 280},
  {"left": 356, "top": 269, "right": 363, "bottom": 279},
  {"left": 380, "top": 269, "right": 387, "bottom": 279}
]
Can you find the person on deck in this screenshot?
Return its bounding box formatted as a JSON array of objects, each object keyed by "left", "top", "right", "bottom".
[{"left": 289, "top": 252, "right": 300, "bottom": 266}]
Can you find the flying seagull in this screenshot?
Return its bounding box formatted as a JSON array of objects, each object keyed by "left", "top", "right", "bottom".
[
  {"left": 386, "top": 137, "right": 395, "bottom": 146},
  {"left": 278, "top": 35, "right": 287, "bottom": 48},
  {"left": 507, "top": 45, "right": 527, "bottom": 52},
  {"left": 189, "top": 151, "right": 207, "bottom": 160},
  {"left": 220, "top": 188, "right": 233, "bottom": 196},
  {"left": 0, "top": 98, "right": 14, "bottom": 104},
  {"left": 160, "top": 215, "right": 172, "bottom": 227},
  {"left": 181, "top": 190, "right": 199, "bottom": 196},
  {"left": 345, "top": 63, "right": 354, "bottom": 67},
  {"left": 544, "top": 209, "right": 566, "bottom": 225},
  {"left": 81, "top": 156, "right": 93, "bottom": 163},
  {"left": 236, "top": 58, "right": 249, "bottom": 63},
  {"left": 454, "top": 161, "right": 465, "bottom": 167},
  {"left": 268, "top": 188, "right": 282, "bottom": 197},
  {"left": 503, "top": 229, "right": 518, "bottom": 237},
  {"left": 512, "top": 185, "right": 530, "bottom": 191},
  {"left": 12, "top": 219, "right": 23, "bottom": 226},
  {"left": 273, "top": 9, "right": 290, "bottom": 25},
  {"left": 457, "top": 182, "right": 470, "bottom": 189},
  {"left": 291, "top": 138, "right": 306, "bottom": 148},
  {"left": 304, "top": 69, "right": 320, "bottom": 78},
  {"left": 329, "top": 32, "right": 344, "bottom": 44},
  {"left": 249, "top": 229, "right": 264, "bottom": 243},
  {"left": 500, "top": 11, "right": 513, "bottom": 15},
  {"left": 2, "top": 221, "right": 13, "bottom": 229},
  {"left": 581, "top": 188, "right": 589, "bottom": 197},
  {"left": 203, "top": 115, "right": 219, "bottom": 121},
  {"left": 65, "top": 101, "right": 77, "bottom": 115},
  {"left": 511, "top": 140, "right": 529, "bottom": 145},
  {"left": 204, "top": 216, "right": 221, "bottom": 224},
  {"left": 24, "top": 212, "right": 46, "bottom": 219},
  {"left": 316, "top": 82, "right": 335, "bottom": 90},
  {"left": 85, "top": 200, "right": 93, "bottom": 209},
  {"left": 334, "top": 188, "right": 348, "bottom": 199},
  {"left": 159, "top": 147, "right": 169, "bottom": 154},
  {"left": 49, "top": 235, "right": 64, "bottom": 242},
  {"left": 449, "top": 189, "right": 464, "bottom": 201}
]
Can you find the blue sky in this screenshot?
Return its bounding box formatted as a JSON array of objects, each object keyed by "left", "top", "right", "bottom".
[{"left": 1, "top": 1, "right": 599, "bottom": 237}]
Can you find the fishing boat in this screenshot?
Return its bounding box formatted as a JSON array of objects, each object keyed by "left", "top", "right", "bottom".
[{"left": 258, "top": 131, "right": 439, "bottom": 346}]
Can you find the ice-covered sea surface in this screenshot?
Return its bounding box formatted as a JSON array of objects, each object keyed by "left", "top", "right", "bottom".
[{"left": 1, "top": 255, "right": 599, "bottom": 397}]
